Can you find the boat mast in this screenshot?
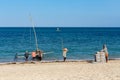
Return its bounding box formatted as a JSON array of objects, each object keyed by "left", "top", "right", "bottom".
[
  {"left": 61, "top": 38, "right": 64, "bottom": 50},
  {"left": 29, "top": 15, "right": 39, "bottom": 51}
]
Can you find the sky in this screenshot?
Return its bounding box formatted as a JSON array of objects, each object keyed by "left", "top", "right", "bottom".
[{"left": 0, "top": 0, "right": 120, "bottom": 27}]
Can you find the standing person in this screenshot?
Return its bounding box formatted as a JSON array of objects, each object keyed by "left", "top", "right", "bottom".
[
  {"left": 14, "top": 53, "right": 18, "bottom": 62},
  {"left": 63, "top": 48, "right": 68, "bottom": 62},
  {"left": 36, "top": 50, "right": 43, "bottom": 61},
  {"left": 24, "top": 50, "right": 29, "bottom": 61},
  {"left": 31, "top": 51, "right": 36, "bottom": 61},
  {"left": 101, "top": 44, "right": 109, "bottom": 63}
]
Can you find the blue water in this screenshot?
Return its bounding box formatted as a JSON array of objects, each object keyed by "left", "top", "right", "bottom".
[{"left": 0, "top": 27, "right": 120, "bottom": 62}]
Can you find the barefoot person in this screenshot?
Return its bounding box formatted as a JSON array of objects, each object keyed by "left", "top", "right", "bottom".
[
  {"left": 63, "top": 48, "right": 68, "bottom": 62},
  {"left": 24, "top": 50, "right": 29, "bottom": 61},
  {"left": 14, "top": 53, "right": 18, "bottom": 62},
  {"left": 36, "top": 50, "right": 43, "bottom": 61},
  {"left": 101, "top": 44, "right": 109, "bottom": 63},
  {"left": 31, "top": 51, "right": 36, "bottom": 61}
]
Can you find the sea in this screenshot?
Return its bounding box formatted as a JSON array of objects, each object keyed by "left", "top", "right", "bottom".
[{"left": 0, "top": 27, "right": 120, "bottom": 63}]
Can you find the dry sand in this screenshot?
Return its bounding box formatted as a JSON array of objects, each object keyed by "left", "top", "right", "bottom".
[{"left": 0, "top": 60, "right": 120, "bottom": 80}]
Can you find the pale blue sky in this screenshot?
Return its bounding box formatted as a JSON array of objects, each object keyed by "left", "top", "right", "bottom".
[{"left": 0, "top": 0, "right": 120, "bottom": 27}]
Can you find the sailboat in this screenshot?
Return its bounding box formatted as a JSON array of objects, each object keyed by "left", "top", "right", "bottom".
[
  {"left": 56, "top": 27, "right": 60, "bottom": 32},
  {"left": 29, "top": 15, "right": 54, "bottom": 60},
  {"left": 29, "top": 15, "right": 43, "bottom": 61},
  {"left": 29, "top": 15, "right": 39, "bottom": 51}
]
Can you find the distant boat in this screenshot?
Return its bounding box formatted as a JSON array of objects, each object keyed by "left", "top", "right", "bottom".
[{"left": 56, "top": 27, "right": 60, "bottom": 32}]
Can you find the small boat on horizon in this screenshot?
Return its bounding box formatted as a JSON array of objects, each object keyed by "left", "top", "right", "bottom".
[{"left": 56, "top": 27, "right": 61, "bottom": 32}]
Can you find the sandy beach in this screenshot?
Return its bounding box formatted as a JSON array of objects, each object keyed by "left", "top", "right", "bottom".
[{"left": 0, "top": 60, "right": 120, "bottom": 80}]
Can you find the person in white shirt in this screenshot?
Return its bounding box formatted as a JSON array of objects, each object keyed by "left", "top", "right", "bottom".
[{"left": 63, "top": 48, "right": 68, "bottom": 62}]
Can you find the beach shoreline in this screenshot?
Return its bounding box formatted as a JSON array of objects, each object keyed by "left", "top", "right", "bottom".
[
  {"left": 0, "top": 59, "right": 120, "bottom": 80},
  {"left": 0, "top": 58, "right": 120, "bottom": 65}
]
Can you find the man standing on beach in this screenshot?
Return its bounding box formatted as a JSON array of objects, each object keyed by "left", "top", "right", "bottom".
[
  {"left": 36, "top": 50, "right": 43, "bottom": 61},
  {"left": 24, "top": 51, "right": 29, "bottom": 61},
  {"left": 63, "top": 48, "right": 68, "bottom": 62},
  {"left": 101, "top": 44, "right": 109, "bottom": 63},
  {"left": 14, "top": 53, "right": 18, "bottom": 62}
]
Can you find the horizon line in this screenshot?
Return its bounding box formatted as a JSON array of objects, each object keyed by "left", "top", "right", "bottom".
[{"left": 0, "top": 26, "right": 120, "bottom": 28}]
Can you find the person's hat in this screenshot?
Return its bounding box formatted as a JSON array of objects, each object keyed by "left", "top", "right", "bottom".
[{"left": 63, "top": 48, "right": 68, "bottom": 51}]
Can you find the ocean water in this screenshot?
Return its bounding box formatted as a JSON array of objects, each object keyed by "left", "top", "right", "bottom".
[{"left": 0, "top": 27, "right": 120, "bottom": 62}]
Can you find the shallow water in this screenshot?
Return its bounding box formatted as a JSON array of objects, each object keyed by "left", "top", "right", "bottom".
[{"left": 0, "top": 27, "right": 120, "bottom": 62}]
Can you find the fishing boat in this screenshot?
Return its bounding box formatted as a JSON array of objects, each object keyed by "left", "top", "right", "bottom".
[
  {"left": 29, "top": 15, "right": 43, "bottom": 61},
  {"left": 29, "top": 15, "right": 39, "bottom": 51},
  {"left": 14, "top": 15, "right": 53, "bottom": 62},
  {"left": 56, "top": 27, "right": 60, "bottom": 32}
]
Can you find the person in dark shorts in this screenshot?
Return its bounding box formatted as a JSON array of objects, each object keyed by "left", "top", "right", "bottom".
[
  {"left": 24, "top": 51, "right": 29, "bottom": 61},
  {"left": 14, "top": 53, "right": 18, "bottom": 62},
  {"left": 36, "top": 50, "right": 43, "bottom": 61},
  {"left": 63, "top": 48, "right": 68, "bottom": 62}
]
